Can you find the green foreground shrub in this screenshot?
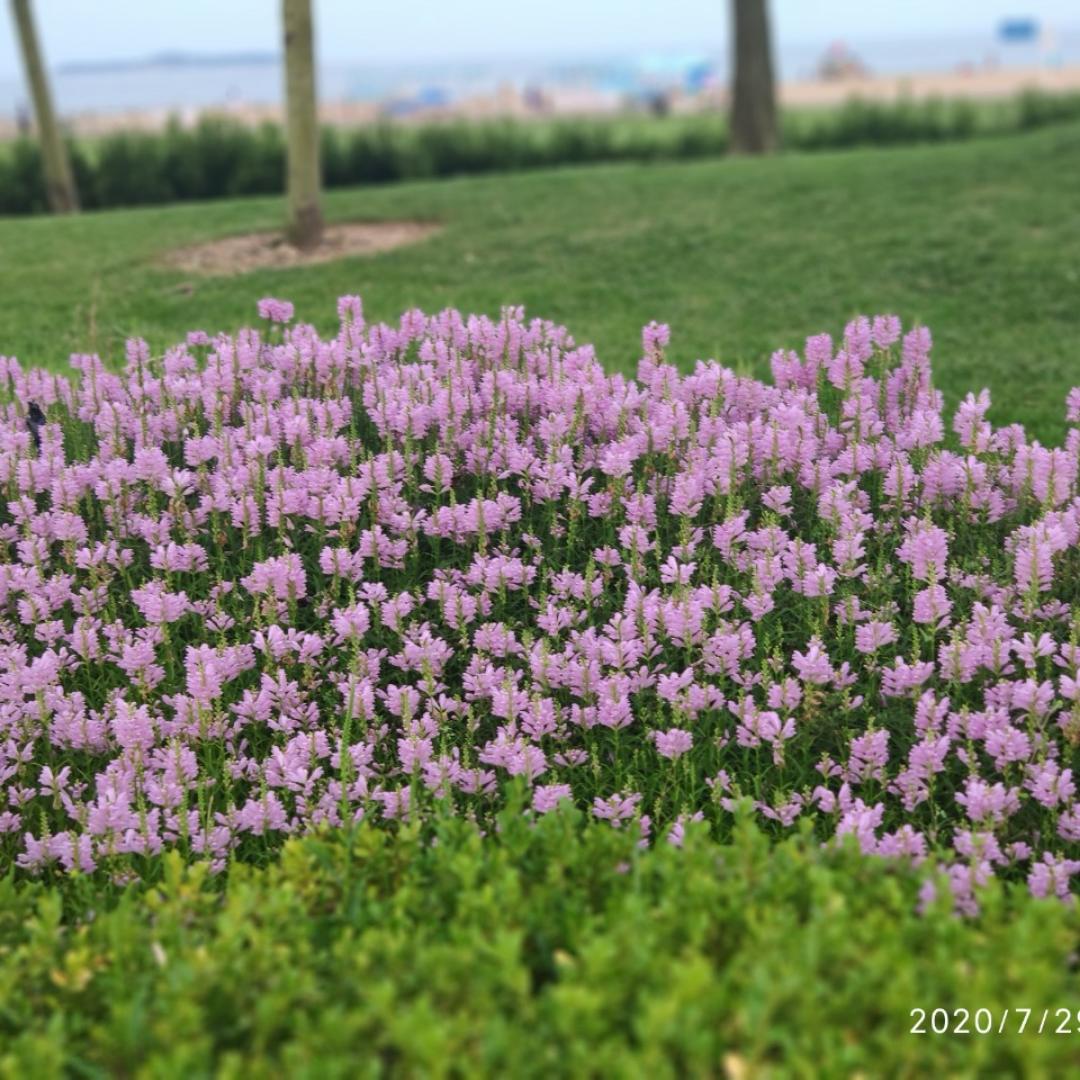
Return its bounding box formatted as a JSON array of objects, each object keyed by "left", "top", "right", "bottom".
[
  {"left": 2, "top": 800, "right": 1078, "bottom": 1078},
  {"left": 2, "top": 89, "right": 1080, "bottom": 216}
]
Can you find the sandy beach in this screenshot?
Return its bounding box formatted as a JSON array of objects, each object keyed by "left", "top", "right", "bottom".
[
  {"left": 2, "top": 63, "right": 1079, "bottom": 140},
  {"left": 779, "top": 62, "right": 1080, "bottom": 108}
]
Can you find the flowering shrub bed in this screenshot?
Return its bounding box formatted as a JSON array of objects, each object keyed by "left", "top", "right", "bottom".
[{"left": 2, "top": 298, "right": 1079, "bottom": 911}]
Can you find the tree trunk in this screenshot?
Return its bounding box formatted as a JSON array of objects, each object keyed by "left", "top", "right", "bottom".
[
  {"left": 10, "top": 0, "right": 79, "bottom": 212},
  {"left": 729, "top": 0, "right": 778, "bottom": 155},
  {"left": 282, "top": 0, "right": 323, "bottom": 250}
]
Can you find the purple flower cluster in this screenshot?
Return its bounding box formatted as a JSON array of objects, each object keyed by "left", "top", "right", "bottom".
[{"left": 2, "top": 299, "right": 1079, "bottom": 911}]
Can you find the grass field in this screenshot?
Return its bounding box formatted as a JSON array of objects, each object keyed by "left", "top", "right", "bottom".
[{"left": 2, "top": 121, "right": 1079, "bottom": 443}]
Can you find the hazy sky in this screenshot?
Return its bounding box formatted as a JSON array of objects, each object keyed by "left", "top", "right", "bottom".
[{"left": 1, "top": 0, "right": 1078, "bottom": 75}]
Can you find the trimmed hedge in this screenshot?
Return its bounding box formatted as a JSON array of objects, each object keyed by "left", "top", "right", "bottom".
[
  {"left": 3, "top": 801, "right": 1079, "bottom": 1077},
  {"left": 2, "top": 89, "right": 1080, "bottom": 216}
]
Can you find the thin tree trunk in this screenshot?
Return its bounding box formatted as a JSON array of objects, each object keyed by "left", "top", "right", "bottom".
[
  {"left": 282, "top": 0, "right": 323, "bottom": 250},
  {"left": 730, "top": 0, "right": 778, "bottom": 155},
  {"left": 10, "top": 0, "right": 79, "bottom": 212}
]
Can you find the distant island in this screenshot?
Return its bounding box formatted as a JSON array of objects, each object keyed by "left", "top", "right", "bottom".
[{"left": 57, "top": 51, "right": 280, "bottom": 75}]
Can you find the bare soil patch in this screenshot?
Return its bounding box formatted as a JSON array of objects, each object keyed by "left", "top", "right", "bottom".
[{"left": 165, "top": 220, "right": 442, "bottom": 276}]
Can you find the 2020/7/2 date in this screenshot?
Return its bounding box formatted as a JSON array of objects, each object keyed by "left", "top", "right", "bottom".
[{"left": 911, "top": 1008, "right": 1080, "bottom": 1036}]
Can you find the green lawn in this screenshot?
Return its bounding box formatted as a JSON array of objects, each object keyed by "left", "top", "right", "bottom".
[{"left": 2, "top": 121, "right": 1079, "bottom": 442}]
